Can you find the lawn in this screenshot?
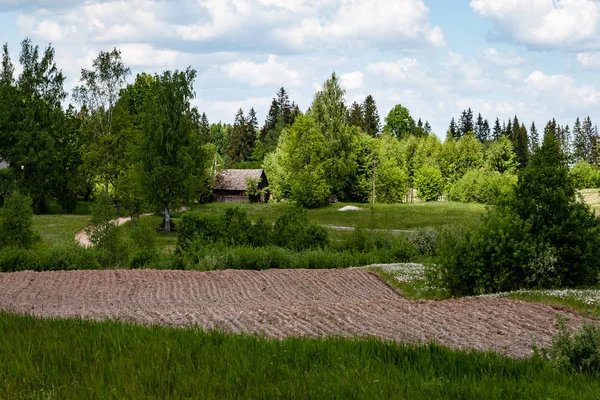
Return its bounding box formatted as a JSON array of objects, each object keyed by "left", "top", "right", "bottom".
[{"left": 1, "top": 312, "right": 599, "bottom": 399}]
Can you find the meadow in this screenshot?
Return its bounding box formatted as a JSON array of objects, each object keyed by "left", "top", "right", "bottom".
[{"left": 1, "top": 312, "right": 599, "bottom": 399}]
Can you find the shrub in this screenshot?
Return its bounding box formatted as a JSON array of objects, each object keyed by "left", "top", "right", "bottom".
[
  {"left": 220, "top": 207, "right": 251, "bottom": 246},
  {"left": 177, "top": 213, "right": 222, "bottom": 250},
  {"left": 0, "top": 191, "right": 36, "bottom": 249},
  {"left": 543, "top": 316, "right": 600, "bottom": 376},
  {"left": 87, "top": 192, "right": 118, "bottom": 249},
  {"left": 36, "top": 240, "right": 101, "bottom": 271},
  {"left": 570, "top": 160, "right": 600, "bottom": 189},
  {"left": 408, "top": 228, "right": 439, "bottom": 257},
  {"left": 129, "top": 220, "right": 158, "bottom": 269},
  {"left": 415, "top": 166, "right": 443, "bottom": 202},
  {"left": 448, "top": 169, "right": 517, "bottom": 205},
  {"left": 0, "top": 247, "right": 35, "bottom": 272},
  {"left": 273, "top": 206, "right": 329, "bottom": 251}
]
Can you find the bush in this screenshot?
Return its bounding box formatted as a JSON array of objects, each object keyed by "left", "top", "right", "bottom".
[
  {"left": 220, "top": 207, "right": 252, "bottom": 246},
  {"left": 0, "top": 191, "right": 36, "bottom": 249},
  {"left": 415, "top": 166, "right": 443, "bottom": 202},
  {"left": 408, "top": 228, "right": 439, "bottom": 257},
  {"left": 543, "top": 316, "right": 600, "bottom": 376},
  {"left": 448, "top": 169, "right": 517, "bottom": 205},
  {"left": 129, "top": 220, "right": 158, "bottom": 269},
  {"left": 570, "top": 160, "right": 600, "bottom": 189},
  {"left": 178, "top": 212, "right": 222, "bottom": 250},
  {"left": 36, "top": 240, "right": 101, "bottom": 271},
  {"left": 273, "top": 206, "right": 329, "bottom": 251},
  {"left": 0, "top": 247, "right": 35, "bottom": 272},
  {"left": 87, "top": 192, "right": 118, "bottom": 249}
]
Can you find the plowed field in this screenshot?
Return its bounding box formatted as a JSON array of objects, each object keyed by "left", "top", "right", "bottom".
[{"left": 0, "top": 269, "right": 589, "bottom": 358}]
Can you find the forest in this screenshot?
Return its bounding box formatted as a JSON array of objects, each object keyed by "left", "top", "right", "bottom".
[{"left": 2, "top": 38, "right": 600, "bottom": 227}]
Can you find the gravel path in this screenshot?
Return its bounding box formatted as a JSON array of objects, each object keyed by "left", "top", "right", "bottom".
[{"left": 0, "top": 269, "right": 590, "bottom": 358}]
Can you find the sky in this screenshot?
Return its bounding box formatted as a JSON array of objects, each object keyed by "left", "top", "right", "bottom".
[{"left": 1, "top": 0, "right": 600, "bottom": 138}]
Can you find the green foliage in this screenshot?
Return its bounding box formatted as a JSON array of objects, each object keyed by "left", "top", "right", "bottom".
[
  {"left": 438, "top": 133, "right": 484, "bottom": 185},
  {"left": 129, "top": 219, "right": 157, "bottom": 269},
  {"left": 570, "top": 160, "right": 600, "bottom": 189},
  {"left": 433, "top": 131, "right": 600, "bottom": 296},
  {"left": 383, "top": 104, "right": 416, "bottom": 139},
  {"left": 272, "top": 206, "right": 329, "bottom": 251},
  {"left": 415, "top": 166, "right": 443, "bottom": 202},
  {"left": 448, "top": 169, "right": 517, "bottom": 205},
  {"left": 0, "top": 190, "right": 36, "bottom": 248},
  {"left": 0, "top": 240, "right": 100, "bottom": 272},
  {"left": 485, "top": 136, "right": 519, "bottom": 174},
  {"left": 86, "top": 191, "right": 117, "bottom": 249},
  {"left": 543, "top": 316, "right": 600, "bottom": 376},
  {"left": 177, "top": 213, "right": 222, "bottom": 250}
]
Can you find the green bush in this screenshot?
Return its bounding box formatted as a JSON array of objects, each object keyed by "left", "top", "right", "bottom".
[
  {"left": 543, "top": 316, "right": 600, "bottom": 376},
  {"left": 220, "top": 207, "right": 252, "bottom": 245},
  {"left": 0, "top": 247, "right": 35, "bottom": 272},
  {"left": 408, "top": 228, "right": 439, "bottom": 257},
  {"left": 570, "top": 160, "right": 600, "bottom": 189},
  {"left": 129, "top": 220, "right": 158, "bottom": 269},
  {"left": 36, "top": 240, "right": 101, "bottom": 271},
  {"left": 448, "top": 169, "right": 517, "bottom": 205},
  {"left": 273, "top": 206, "right": 329, "bottom": 251},
  {"left": 415, "top": 166, "right": 443, "bottom": 202},
  {"left": 86, "top": 192, "right": 118, "bottom": 249},
  {"left": 177, "top": 213, "right": 222, "bottom": 249},
  {"left": 0, "top": 191, "right": 36, "bottom": 249}
]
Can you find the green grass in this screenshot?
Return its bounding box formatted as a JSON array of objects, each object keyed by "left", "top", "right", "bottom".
[
  {"left": 32, "top": 214, "right": 90, "bottom": 246},
  {"left": 186, "top": 202, "right": 487, "bottom": 231},
  {"left": 500, "top": 291, "right": 600, "bottom": 319},
  {"left": 1, "top": 313, "right": 599, "bottom": 399}
]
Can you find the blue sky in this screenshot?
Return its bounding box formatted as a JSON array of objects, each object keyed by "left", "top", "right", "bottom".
[{"left": 1, "top": 0, "right": 600, "bottom": 137}]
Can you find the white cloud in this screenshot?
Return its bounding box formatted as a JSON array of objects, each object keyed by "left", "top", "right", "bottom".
[
  {"left": 481, "top": 48, "right": 525, "bottom": 67},
  {"left": 15, "top": 0, "right": 443, "bottom": 53},
  {"left": 524, "top": 71, "right": 600, "bottom": 106},
  {"left": 577, "top": 52, "right": 600, "bottom": 69},
  {"left": 443, "top": 52, "right": 484, "bottom": 82},
  {"left": 470, "top": 0, "right": 600, "bottom": 49},
  {"left": 221, "top": 55, "right": 302, "bottom": 87},
  {"left": 504, "top": 68, "right": 524, "bottom": 82},
  {"left": 118, "top": 44, "right": 181, "bottom": 68},
  {"left": 340, "top": 71, "right": 363, "bottom": 90},
  {"left": 367, "top": 58, "right": 421, "bottom": 81}
]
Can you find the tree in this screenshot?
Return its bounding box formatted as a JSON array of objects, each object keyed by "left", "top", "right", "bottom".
[
  {"left": 448, "top": 117, "right": 458, "bottom": 140},
  {"left": 9, "top": 39, "right": 67, "bottom": 213},
  {"left": 73, "top": 48, "right": 131, "bottom": 213},
  {"left": 309, "top": 72, "right": 356, "bottom": 201},
  {"left": 485, "top": 136, "right": 518, "bottom": 174},
  {"left": 474, "top": 113, "right": 488, "bottom": 142},
  {"left": 348, "top": 101, "right": 364, "bottom": 130},
  {"left": 415, "top": 166, "right": 443, "bottom": 201},
  {"left": 384, "top": 104, "right": 416, "bottom": 139},
  {"left": 514, "top": 123, "right": 529, "bottom": 168},
  {"left": 493, "top": 118, "right": 502, "bottom": 141},
  {"left": 227, "top": 109, "right": 256, "bottom": 164},
  {"left": 0, "top": 191, "right": 35, "bottom": 249},
  {"left": 362, "top": 95, "right": 380, "bottom": 137},
  {"left": 529, "top": 122, "right": 539, "bottom": 153},
  {"left": 458, "top": 108, "right": 474, "bottom": 137},
  {"left": 137, "top": 67, "right": 210, "bottom": 232}
]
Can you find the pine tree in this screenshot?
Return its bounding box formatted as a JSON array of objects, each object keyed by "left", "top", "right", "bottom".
[
  {"left": 529, "top": 122, "right": 539, "bottom": 153},
  {"left": 362, "top": 95, "right": 380, "bottom": 137},
  {"left": 582, "top": 117, "right": 596, "bottom": 164},
  {"left": 493, "top": 118, "right": 502, "bottom": 141},
  {"left": 458, "top": 108, "right": 474, "bottom": 137},
  {"left": 348, "top": 101, "right": 364, "bottom": 130},
  {"left": 199, "top": 112, "right": 209, "bottom": 141},
  {"left": 505, "top": 119, "right": 512, "bottom": 138},
  {"left": 573, "top": 117, "right": 585, "bottom": 162},
  {"left": 424, "top": 120, "right": 432, "bottom": 135},
  {"left": 515, "top": 123, "right": 529, "bottom": 168},
  {"left": 448, "top": 117, "right": 458, "bottom": 140},
  {"left": 416, "top": 118, "right": 425, "bottom": 137},
  {"left": 474, "top": 113, "right": 486, "bottom": 142},
  {"left": 592, "top": 126, "right": 600, "bottom": 166}
]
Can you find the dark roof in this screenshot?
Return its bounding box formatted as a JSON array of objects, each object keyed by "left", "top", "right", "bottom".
[{"left": 214, "top": 169, "right": 265, "bottom": 191}]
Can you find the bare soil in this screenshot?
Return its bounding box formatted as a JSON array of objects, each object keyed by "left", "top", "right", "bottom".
[{"left": 0, "top": 269, "right": 589, "bottom": 358}]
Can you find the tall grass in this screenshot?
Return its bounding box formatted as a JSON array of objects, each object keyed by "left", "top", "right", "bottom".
[{"left": 0, "top": 313, "right": 598, "bottom": 399}]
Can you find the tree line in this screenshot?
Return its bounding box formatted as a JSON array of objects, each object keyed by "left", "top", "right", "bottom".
[{"left": 1, "top": 39, "right": 599, "bottom": 222}]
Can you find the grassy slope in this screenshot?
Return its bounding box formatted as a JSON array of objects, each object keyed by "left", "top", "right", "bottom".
[{"left": 1, "top": 312, "right": 599, "bottom": 399}]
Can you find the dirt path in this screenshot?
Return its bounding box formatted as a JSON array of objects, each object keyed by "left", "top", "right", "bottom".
[
  {"left": 75, "top": 214, "right": 153, "bottom": 247},
  {"left": 0, "top": 269, "right": 590, "bottom": 358}
]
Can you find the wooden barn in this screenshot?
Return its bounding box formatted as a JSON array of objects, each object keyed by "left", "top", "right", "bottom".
[{"left": 213, "top": 169, "right": 269, "bottom": 203}]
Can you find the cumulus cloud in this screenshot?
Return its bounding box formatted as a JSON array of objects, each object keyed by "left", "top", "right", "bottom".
[
  {"left": 577, "top": 52, "right": 600, "bottom": 69},
  {"left": 14, "top": 0, "right": 444, "bottom": 53},
  {"left": 367, "top": 58, "right": 421, "bottom": 81},
  {"left": 221, "top": 55, "right": 302, "bottom": 87},
  {"left": 480, "top": 48, "right": 525, "bottom": 67},
  {"left": 524, "top": 71, "right": 600, "bottom": 106},
  {"left": 470, "top": 0, "right": 600, "bottom": 49},
  {"left": 340, "top": 71, "right": 363, "bottom": 90}
]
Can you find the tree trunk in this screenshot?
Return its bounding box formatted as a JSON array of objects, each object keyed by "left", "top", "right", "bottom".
[{"left": 163, "top": 207, "right": 171, "bottom": 233}]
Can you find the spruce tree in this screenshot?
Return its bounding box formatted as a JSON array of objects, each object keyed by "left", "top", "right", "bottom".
[
  {"left": 424, "top": 120, "right": 432, "bottom": 135},
  {"left": 458, "top": 108, "right": 474, "bottom": 137},
  {"left": 348, "top": 101, "right": 364, "bottom": 130},
  {"left": 448, "top": 117, "right": 458, "bottom": 139},
  {"left": 493, "top": 118, "right": 502, "bottom": 140},
  {"left": 529, "top": 122, "right": 539, "bottom": 153},
  {"left": 573, "top": 117, "right": 585, "bottom": 162},
  {"left": 362, "top": 95, "right": 380, "bottom": 137}
]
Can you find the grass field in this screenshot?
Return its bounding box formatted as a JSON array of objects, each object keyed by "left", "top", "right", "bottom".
[
  {"left": 1, "top": 312, "right": 599, "bottom": 399},
  {"left": 185, "top": 201, "right": 487, "bottom": 230}
]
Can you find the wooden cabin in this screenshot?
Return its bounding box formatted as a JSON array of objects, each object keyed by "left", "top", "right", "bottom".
[{"left": 213, "top": 169, "right": 269, "bottom": 203}]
